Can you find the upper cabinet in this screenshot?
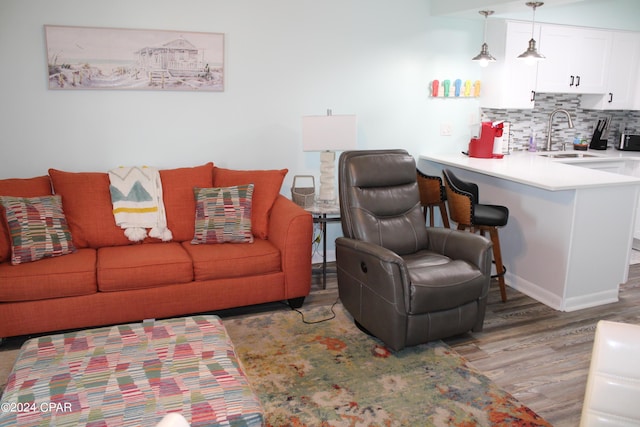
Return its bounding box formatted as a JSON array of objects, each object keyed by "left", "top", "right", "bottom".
[
  {"left": 480, "top": 20, "right": 539, "bottom": 109},
  {"left": 480, "top": 21, "right": 640, "bottom": 110},
  {"left": 581, "top": 31, "right": 640, "bottom": 110},
  {"left": 535, "top": 24, "right": 611, "bottom": 94}
]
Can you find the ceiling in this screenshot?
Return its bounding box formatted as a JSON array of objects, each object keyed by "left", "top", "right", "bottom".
[
  {"left": 431, "top": 0, "right": 600, "bottom": 17},
  {"left": 429, "top": 0, "right": 640, "bottom": 31}
]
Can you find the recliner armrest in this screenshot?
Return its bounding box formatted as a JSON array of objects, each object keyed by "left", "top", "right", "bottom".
[
  {"left": 337, "top": 236, "right": 405, "bottom": 265},
  {"left": 335, "top": 236, "right": 411, "bottom": 310},
  {"left": 426, "top": 227, "right": 493, "bottom": 276}
]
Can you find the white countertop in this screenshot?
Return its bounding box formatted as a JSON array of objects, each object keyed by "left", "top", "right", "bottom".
[
  {"left": 590, "top": 147, "right": 640, "bottom": 159},
  {"left": 419, "top": 149, "right": 640, "bottom": 191}
]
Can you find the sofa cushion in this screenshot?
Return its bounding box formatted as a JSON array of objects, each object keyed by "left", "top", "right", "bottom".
[
  {"left": 182, "top": 239, "right": 280, "bottom": 281},
  {"left": 0, "top": 176, "right": 53, "bottom": 263},
  {"left": 0, "top": 248, "right": 96, "bottom": 302},
  {"left": 159, "top": 162, "right": 214, "bottom": 242},
  {"left": 97, "top": 243, "right": 193, "bottom": 292},
  {"left": 49, "top": 169, "right": 132, "bottom": 248},
  {"left": 192, "top": 184, "right": 254, "bottom": 245},
  {"left": 213, "top": 167, "right": 287, "bottom": 240},
  {"left": 50, "top": 163, "right": 215, "bottom": 248},
  {"left": 0, "top": 195, "right": 76, "bottom": 265}
]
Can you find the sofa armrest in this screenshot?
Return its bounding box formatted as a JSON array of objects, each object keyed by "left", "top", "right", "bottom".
[{"left": 267, "top": 195, "right": 313, "bottom": 299}]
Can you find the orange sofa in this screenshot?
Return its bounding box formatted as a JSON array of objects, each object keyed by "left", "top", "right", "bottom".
[{"left": 0, "top": 162, "right": 312, "bottom": 340}]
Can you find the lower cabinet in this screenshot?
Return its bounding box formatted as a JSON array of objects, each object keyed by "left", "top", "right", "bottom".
[
  {"left": 627, "top": 160, "right": 640, "bottom": 248},
  {"left": 570, "top": 159, "right": 640, "bottom": 246}
]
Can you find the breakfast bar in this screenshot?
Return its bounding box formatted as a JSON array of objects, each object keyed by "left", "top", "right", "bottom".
[{"left": 418, "top": 152, "right": 640, "bottom": 311}]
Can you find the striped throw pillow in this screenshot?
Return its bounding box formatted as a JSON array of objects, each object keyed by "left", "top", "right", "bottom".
[
  {"left": 191, "top": 184, "right": 254, "bottom": 244},
  {"left": 0, "top": 195, "right": 75, "bottom": 265}
]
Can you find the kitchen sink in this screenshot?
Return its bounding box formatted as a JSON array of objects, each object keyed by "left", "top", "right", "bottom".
[{"left": 538, "top": 152, "right": 599, "bottom": 158}]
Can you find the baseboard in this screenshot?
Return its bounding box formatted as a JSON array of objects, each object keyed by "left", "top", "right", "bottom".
[
  {"left": 505, "top": 272, "right": 563, "bottom": 311},
  {"left": 505, "top": 272, "right": 621, "bottom": 312},
  {"left": 562, "top": 290, "right": 619, "bottom": 312}
]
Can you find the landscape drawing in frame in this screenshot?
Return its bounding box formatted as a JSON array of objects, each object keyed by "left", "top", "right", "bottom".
[{"left": 45, "top": 25, "right": 224, "bottom": 91}]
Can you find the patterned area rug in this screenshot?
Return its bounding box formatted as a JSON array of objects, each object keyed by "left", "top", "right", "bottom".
[{"left": 224, "top": 303, "right": 552, "bottom": 427}]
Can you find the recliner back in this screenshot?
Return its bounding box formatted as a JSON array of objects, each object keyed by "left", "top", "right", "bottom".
[{"left": 338, "top": 150, "right": 429, "bottom": 255}]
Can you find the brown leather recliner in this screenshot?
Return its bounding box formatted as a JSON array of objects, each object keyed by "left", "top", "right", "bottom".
[{"left": 335, "top": 149, "right": 493, "bottom": 351}]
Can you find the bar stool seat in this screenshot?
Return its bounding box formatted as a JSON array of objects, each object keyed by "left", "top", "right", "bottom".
[
  {"left": 416, "top": 169, "right": 450, "bottom": 228},
  {"left": 442, "top": 168, "right": 509, "bottom": 302},
  {"left": 474, "top": 204, "right": 509, "bottom": 227}
]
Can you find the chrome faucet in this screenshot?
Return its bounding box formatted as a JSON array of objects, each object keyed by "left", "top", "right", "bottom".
[{"left": 545, "top": 108, "right": 574, "bottom": 151}]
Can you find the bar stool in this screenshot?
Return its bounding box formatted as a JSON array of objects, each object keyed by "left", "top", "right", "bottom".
[
  {"left": 416, "top": 169, "right": 450, "bottom": 228},
  {"left": 442, "top": 168, "right": 509, "bottom": 302}
]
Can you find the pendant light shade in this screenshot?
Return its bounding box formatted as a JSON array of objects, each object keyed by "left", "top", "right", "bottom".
[
  {"left": 472, "top": 10, "right": 496, "bottom": 67},
  {"left": 518, "top": 2, "right": 545, "bottom": 63}
]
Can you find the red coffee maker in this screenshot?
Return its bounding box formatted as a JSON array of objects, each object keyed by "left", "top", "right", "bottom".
[{"left": 469, "top": 121, "right": 504, "bottom": 159}]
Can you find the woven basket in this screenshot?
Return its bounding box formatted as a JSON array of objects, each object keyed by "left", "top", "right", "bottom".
[{"left": 291, "top": 175, "right": 315, "bottom": 208}]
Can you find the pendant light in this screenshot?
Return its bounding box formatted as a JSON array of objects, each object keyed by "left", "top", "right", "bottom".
[
  {"left": 472, "top": 10, "right": 496, "bottom": 67},
  {"left": 518, "top": 2, "right": 545, "bottom": 63}
]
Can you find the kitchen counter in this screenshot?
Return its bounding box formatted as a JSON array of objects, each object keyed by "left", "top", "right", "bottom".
[
  {"left": 421, "top": 150, "right": 640, "bottom": 191},
  {"left": 587, "top": 147, "right": 640, "bottom": 159},
  {"left": 418, "top": 150, "right": 640, "bottom": 312}
]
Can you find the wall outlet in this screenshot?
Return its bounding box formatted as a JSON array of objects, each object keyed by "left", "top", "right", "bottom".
[{"left": 440, "top": 122, "right": 453, "bottom": 136}]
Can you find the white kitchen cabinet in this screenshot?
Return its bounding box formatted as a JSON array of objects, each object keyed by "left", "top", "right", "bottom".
[
  {"left": 621, "top": 159, "right": 640, "bottom": 248},
  {"left": 635, "top": 61, "right": 640, "bottom": 111},
  {"left": 582, "top": 31, "right": 640, "bottom": 110},
  {"left": 573, "top": 158, "right": 640, "bottom": 246},
  {"left": 480, "top": 20, "right": 539, "bottom": 109},
  {"left": 536, "top": 24, "right": 611, "bottom": 94},
  {"left": 572, "top": 157, "right": 640, "bottom": 248}
]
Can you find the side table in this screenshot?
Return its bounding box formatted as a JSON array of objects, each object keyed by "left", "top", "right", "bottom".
[{"left": 306, "top": 203, "right": 341, "bottom": 289}]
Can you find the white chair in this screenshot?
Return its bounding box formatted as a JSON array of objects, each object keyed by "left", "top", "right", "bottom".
[{"left": 580, "top": 320, "right": 640, "bottom": 426}]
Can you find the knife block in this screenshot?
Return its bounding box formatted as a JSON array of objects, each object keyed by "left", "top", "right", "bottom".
[
  {"left": 589, "top": 119, "right": 609, "bottom": 150},
  {"left": 589, "top": 127, "right": 608, "bottom": 150}
]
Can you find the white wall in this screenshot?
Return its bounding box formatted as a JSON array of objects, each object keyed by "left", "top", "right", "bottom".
[
  {"left": 0, "top": 0, "right": 485, "bottom": 261},
  {"left": 0, "top": 0, "right": 483, "bottom": 183},
  {"left": 2, "top": 1, "right": 637, "bottom": 261}
]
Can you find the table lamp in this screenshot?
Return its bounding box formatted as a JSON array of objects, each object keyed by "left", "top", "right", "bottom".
[{"left": 302, "top": 110, "right": 357, "bottom": 204}]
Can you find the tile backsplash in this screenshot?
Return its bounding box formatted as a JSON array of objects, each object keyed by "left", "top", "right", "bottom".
[{"left": 482, "top": 93, "right": 640, "bottom": 152}]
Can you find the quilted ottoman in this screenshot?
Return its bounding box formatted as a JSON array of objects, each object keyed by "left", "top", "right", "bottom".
[{"left": 0, "top": 316, "right": 264, "bottom": 426}]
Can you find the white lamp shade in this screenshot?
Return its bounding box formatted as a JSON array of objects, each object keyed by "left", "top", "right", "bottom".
[{"left": 302, "top": 115, "right": 357, "bottom": 152}]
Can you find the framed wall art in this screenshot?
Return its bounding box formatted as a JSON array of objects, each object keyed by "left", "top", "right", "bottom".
[{"left": 45, "top": 25, "right": 224, "bottom": 92}]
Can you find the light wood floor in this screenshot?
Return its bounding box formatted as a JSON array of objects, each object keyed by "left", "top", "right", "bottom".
[
  {"left": 2, "top": 263, "right": 638, "bottom": 427},
  {"left": 311, "top": 262, "right": 640, "bottom": 427}
]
